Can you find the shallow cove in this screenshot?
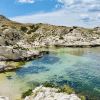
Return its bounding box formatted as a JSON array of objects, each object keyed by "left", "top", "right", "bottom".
[{"left": 0, "top": 47, "right": 100, "bottom": 100}]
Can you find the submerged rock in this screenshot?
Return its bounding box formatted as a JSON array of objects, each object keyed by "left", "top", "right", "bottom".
[{"left": 24, "top": 86, "right": 81, "bottom": 100}]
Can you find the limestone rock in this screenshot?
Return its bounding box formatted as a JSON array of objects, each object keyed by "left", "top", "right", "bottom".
[{"left": 24, "top": 86, "right": 81, "bottom": 100}]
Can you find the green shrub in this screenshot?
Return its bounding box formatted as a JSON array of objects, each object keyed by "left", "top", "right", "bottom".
[
  {"left": 43, "top": 82, "right": 57, "bottom": 88},
  {"left": 21, "top": 89, "right": 32, "bottom": 98},
  {"left": 20, "top": 26, "right": 27, "bottom": 32}
]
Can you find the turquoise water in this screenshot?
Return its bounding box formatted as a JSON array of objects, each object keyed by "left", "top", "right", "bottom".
[{"left": 0, "top": 47, "right": 100, "bottom": 100}]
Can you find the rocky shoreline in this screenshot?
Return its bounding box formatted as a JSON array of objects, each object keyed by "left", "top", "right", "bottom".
[
  {"left": 0, "top": 15, "right": 100, "bottom": 72},
  {"left": 0, "top": 50, "right": 49, "bottom": 72}
]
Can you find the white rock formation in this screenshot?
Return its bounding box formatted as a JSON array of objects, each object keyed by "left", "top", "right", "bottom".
[{"left": 24, "top": 86, "right": 81, "bottom": 100}]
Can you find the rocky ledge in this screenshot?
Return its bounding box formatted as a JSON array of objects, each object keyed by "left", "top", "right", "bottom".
[
  {"left": 24, "top": 86, "right": 81, "bottom": 100},
  {"left": 0, "top": 49, "right": 48, "bottom": 72}
]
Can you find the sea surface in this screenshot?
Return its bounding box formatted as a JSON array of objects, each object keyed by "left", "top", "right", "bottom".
[{"left": 0, "top": 47, "right": 100, "bottom": 100}]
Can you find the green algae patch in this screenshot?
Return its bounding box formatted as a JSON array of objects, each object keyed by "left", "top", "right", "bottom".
[
  {"left": 78, "top": 95, "right": 86, "bottom": 100},
  {"left": 3, "top": 61, "right": 27, "bottom": 72},
  {"left": 59, "top": 85, "right": 75, "bottom": 94},
  {"left": 6, "top": 61, "right": 26, "bottom": 68},
  {"left": 43, "top": 82, "right": 57, "bottom": 88},
  {"left": 0, "top": 61, "right": 26, "bottom": 73}
]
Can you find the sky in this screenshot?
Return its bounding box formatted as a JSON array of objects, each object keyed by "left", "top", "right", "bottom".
[{"left": 0, "top": 0, "right": 100, "bottom": 27}]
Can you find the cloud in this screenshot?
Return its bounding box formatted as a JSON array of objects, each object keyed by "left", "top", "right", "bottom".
[
  {"left": 10, "top": 9, "right": 100, "bottom": 28},
  {"left": 58, "top": 0, "right": 82, "bottom": 5},
  {"left": 57, "top": 0, "right": 100, "bottom": 23},
  {"left": 80, "top": 14, "right": 92, "bottom": 22},
  {"left": 17, "top": 0, "right": 35, "bottom": 3},
  {"left": 88, "top": 4, "right": 100, "bottom": 12},
  {"left": 10, "top": 10, "right": 81, "bottom": 26},
  {"left": 57, "top": 0, "right": 100, "bottom": 13},
  {"left": 10, "top": 0, "right": 100, "bottom": 27}
]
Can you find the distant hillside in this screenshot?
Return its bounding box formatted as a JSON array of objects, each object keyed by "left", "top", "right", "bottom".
[{"left": 0, "top": 15, "right": 100, "bottom": 46}]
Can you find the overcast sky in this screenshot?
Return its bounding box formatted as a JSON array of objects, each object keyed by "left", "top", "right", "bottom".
[{"left": 0, "top": 0, "right": 100, "bottom": 27}]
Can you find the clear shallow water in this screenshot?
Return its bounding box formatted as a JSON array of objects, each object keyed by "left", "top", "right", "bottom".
[{"left": 0, "top": 47, "right": 100, "bottom": 100}]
